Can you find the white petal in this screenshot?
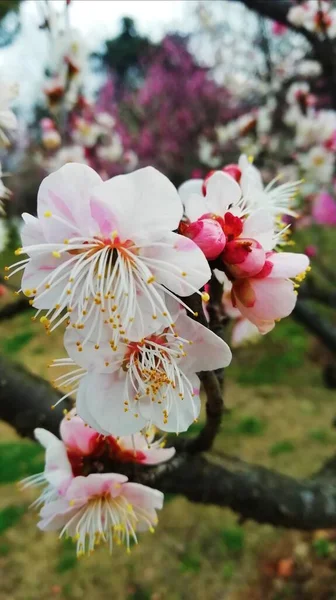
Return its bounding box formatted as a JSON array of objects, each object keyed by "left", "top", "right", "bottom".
[
  {"left": 174, "top": 311, "right": 232, "bottom": 372},
  {"left": 178, "top": 179, "right": 203, "bottom": 206},
  {"left": 76, "top": 372, "right": 147, "bottom": 436},
  {"left": 242, "top": 209, "right": 274, "bottom": 251},
  {"left": 139, "top": 373, "right": 201, "bottom": 434},
  {"left": 206, "top": 171, "right": 241, "bottom": 215},
  {"left": 140, "top": 231, "right": 211, "bottom": 296},
  {"left": 183, "top": 192, "right": 208, "bottom": 221}
]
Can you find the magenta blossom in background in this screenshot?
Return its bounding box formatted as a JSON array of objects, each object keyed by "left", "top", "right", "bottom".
[
  {"left": 312, "top": 191, "right": 336, "bottom": 226},
  {"left": 272, "top": 22, "right": 287, "bottom": 36},
  {"left": 305, "top": 245, "right": 318, "bottom": 258}
]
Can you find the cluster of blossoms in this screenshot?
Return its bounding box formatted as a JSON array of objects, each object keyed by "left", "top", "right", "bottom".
[
  {"left": 36, "top": 108, "right": 137, "bottom": 178},
  {"left": 13, "top": 152, "right": 308, "bottom": 550},
  {"left": 288, "top": 1, "right": 336, "bottom": 38}
]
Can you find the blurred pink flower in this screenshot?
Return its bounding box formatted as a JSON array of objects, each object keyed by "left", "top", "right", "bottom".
[
  {"left": 312, "top": 191, "right": 336, "bottom": 225},
  {"left": 272, "top": 22, "right": 287, "bottom": 36}
]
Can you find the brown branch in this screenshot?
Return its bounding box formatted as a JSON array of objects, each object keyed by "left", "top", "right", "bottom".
[
  {"left": 0, "top": 297, "right": 31, "bottom": 321},
  {"left": 4, "top": 354, "right": 336, "bottom": 530},
  {"left": 0, "top": 354, "right": 71, "bottom": 438},
  {"left": 181, "top": 281, "right": 229, "bottom": 453}
]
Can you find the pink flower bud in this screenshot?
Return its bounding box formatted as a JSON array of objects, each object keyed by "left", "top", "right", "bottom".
[
  {"left": 181, "top": 217, "right": 226, "bottom": 260},
  {"left": 0, "top": 284, "right": 8, "bottom": 297},
  {"left": 222, "top": 163, "right": 242, "bottom": 183},
  {"left": 40, "top": 118, "right": 55, "bottom": 132},
  {"left": 304, "top": 245, "right": 318, "bottom": 258},
  {"left": 222, "top": 238, "right": 266, "bottom": 278}
]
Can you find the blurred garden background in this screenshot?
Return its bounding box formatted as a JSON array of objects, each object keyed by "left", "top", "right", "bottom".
[{"left": 1, "top": 1, "right": 336, "bottom": 598}]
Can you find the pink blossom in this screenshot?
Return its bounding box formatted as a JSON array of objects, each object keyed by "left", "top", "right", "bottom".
[
  {"left": 38, "top": 473, "right": 163, "bottom": 555},
  {"left": 231, "top": 252, "right": 310, "bottom": 334},
  {"left": 312, "top": 191, "right": 336, "bottom": 226},
  {"left": 305, "top": 245, "right": 318, "bottom": 258}
]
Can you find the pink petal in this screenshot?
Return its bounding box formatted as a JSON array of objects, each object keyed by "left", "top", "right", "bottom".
[{"left": 268, "top": 252, "right": 309, "bottom": 278}]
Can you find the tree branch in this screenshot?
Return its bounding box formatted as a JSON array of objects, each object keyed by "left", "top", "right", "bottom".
[
  {"left": 3, "top": 353, "right": 336, "bottom": 529},
  {"left": 293, "top": 299, "right": 336, "bottom": 355}
]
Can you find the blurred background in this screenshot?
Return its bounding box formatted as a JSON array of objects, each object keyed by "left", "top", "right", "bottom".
[{"left": 0, "top": 1, "right": 336, "bottom": 599}]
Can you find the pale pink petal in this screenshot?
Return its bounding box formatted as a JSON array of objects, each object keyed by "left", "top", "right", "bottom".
[
  {"left": 38, "top": 499, "right": 75, "bottom": 531},
  {"left": 206, "top": 171, "right": 241, "bottom": 216},
  {"left": 21, "top": 213, "right": 46, "bottom": 249},
  {"left": 34, "top": 428, "right": 72, "bottom": 492},
  {"left": 174, "top": 312, "right": 232, "bottom": 372},
  {"left": 21, "top": 254, "right": 69, "bottom": 309},
  {"left": 268, "top": 252, "right": 310, "bottom": 278},
  {"left": 123, "top": 482, "right": 163, "bottom": 531},
  {"left": 235, "top": 278, "right": 297, "bottom": 322},
  {"left": 76, "top": 372, "right": 147, "bottom": 436},
  {"left": 93, "top": 166, "right": 182, "bottom": 240},
  {"left": 65, "top": 473, "right": 127, "bottom": 504},
  {"left": 141, "top": 446, "right": 175, "bottom": 465},
  {"left": 37, "top": 163, "right": 101, "bottom": 242},
  {"left": 140, "top": 231, "right": 211, "bottom": 296},
  {"left": 242, "top": 209, "right": 274, "bottom": 251},
  {"left": 231, "top": 318, "right": 260, "bottom": 347}
]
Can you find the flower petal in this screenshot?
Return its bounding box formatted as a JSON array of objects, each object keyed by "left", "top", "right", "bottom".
[
  {"left": 206, "top": 171, "right": 241, "bottom": 216},
  {"left": 37, "top": 163, "right": 102, "bottom": 242},
  {"left": 242, "top": 209, "right": 274, "bottom": 251},
  {"left": 268, "top": 252, "right": 309, "bottom": 279},
  {"left": 174, "top": 311, "right": 232, "bottom": 372},
  {"left": 76, "top": 372, "right": 147, "bottom": 436},
  {"left": 140, "top": 231, "right": 211, "bottom": 296}
]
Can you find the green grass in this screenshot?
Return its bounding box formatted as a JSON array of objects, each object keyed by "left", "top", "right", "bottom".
[
  {"left": 56, "top": 538, "right": 78, "bottom": 573},
  {"left": 0, "top": 505, "right": 26, "bottom": 535},
  {"left": 2, "top": 331, "right": 35, "bottom": 355},
  {"left": 235, "top": 416, "right": 266, "bottom": 436},
  {"left": 221, "top": 527, "right": 245, "bottom": 554},
  {"left": 269, "top": 440, "right": 295, "bottom": 457},
  {"left": 0, "top": 442, "right": 44, "bottom": 483}
]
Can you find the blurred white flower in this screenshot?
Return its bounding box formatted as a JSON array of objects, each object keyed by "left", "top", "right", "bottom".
[
  {"left": 198, "top": 137, "right": 220, "bottom": 167},
  {"left": 96, "top": 134, "right": 124, "bottom": 162},
  {"left": 298, "top": 145, "right": 334, "bottom": 184},
  {"left": 0, "top": 82, "right": 18, "bottom": 147}
]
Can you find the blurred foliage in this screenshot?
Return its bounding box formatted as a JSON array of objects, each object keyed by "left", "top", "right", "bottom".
[
  {"left": 269, "top": 440, "right": 295, "bottom": 457},
  {"left": 56, "top": 539, "right": 78, "bottom": 574},
  {"left": 0, "top": 441, "right": 43, "bottom": 483},
  {"left": 0, "top": 504, "right": 26, "bottom": 534},
  {"left": 2, "top": 330, "right": 35, "bottom": 355},
  {"left": 221, "top": 527, "right": 245, "bottom": 554}
]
